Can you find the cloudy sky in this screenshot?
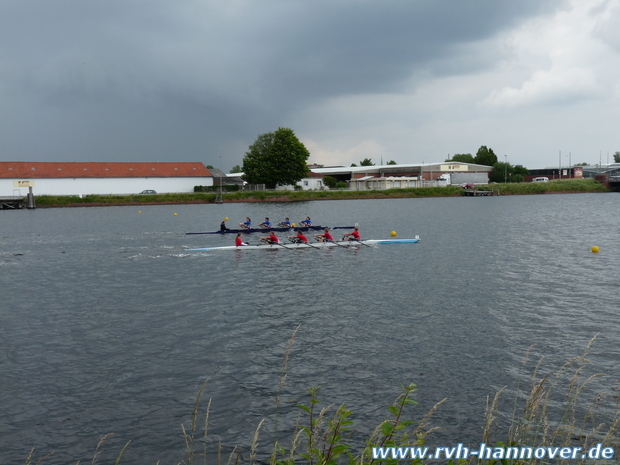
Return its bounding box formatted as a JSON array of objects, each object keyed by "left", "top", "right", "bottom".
[{"left": 1, "top": 0, "right": 619, "bottom": 171}]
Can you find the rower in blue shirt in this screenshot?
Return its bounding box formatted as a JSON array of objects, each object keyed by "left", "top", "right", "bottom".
[
  {"left": 239, "top": 217, "right": 252, "bottom": 229},
  {"left": 259, "top": 217, "right": 272, "bottom": 228},
  {"left": 300, "top": 216, "right": 312, "bottom": 226},
  {"left": 278, "top": 217, "right": 293, "bottom": 228}
]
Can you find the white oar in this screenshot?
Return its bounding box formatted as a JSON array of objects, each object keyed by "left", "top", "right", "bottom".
[
  {"left": 322, "top": 237, "right": 349, "bottom": 248},
  {"left": 259, "top": 238, "right": 293, "bottom": 249},
  {"left": 288, "top": 238, "right": 321, "bottom": 249}
]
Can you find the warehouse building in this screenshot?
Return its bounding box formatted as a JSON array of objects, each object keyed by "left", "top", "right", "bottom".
[
  {"left": 311, "top": 162, "right": 493, "bottom": 189},
  {"left": 0, "top": 162, "right": 213, "bottom": 197}
]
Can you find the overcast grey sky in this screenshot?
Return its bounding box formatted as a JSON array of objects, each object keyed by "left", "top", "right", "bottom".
[{"left": 1, "top": 0, "right": 619, "bottom": 171}]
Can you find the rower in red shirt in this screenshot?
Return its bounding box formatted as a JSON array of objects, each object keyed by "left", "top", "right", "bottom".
[
  {"left": 288, "top": 231, "right": 308, "bottom": 243},
  {"left": 260, "top": 231, "right": 279, "bottom": 244},
  {"left": 314, "top": 228, "right": 334, "bottom": 242},
  {"left": 343, "top": 226, "right": 361, "bottom": 241},
  {"left": 235, "top": 232, "right": 249, "bottom": 247}
]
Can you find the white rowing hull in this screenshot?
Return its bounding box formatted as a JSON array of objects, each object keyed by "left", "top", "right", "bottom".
[{"left": 185, "top": 238, "right": 419, "bottom": 252}]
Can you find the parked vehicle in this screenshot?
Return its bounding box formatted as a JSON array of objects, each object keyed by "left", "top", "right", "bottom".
[
  {"left": 139, "top": 190, "right": 157, "bottom": 194},
  {"left": 532, "top": 177, "right": 549, "bottom": 183},
  {"left": 460, "top": 183, "right": 475, "bottom": 189},
  {"left": 437, "top": 174, "right": 451, "bottom": 185},
  {"left": 438, "top": 173, "right": 489, "bottom": 186}
]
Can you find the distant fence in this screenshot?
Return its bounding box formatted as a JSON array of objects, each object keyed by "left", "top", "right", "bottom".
[
  {"left": 194, "top": 184, "right": 266, "bottom": 193},
  {"left": 242, "top": 184, "right": 266, "bottom": 191},
  {"left": 194, "top": 185, "right": 239, "bottom": 192}
]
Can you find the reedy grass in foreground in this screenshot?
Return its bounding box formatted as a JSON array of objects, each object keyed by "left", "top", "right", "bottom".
[
  {"left": 20, "top": 336, "right": 619, "bottom": 464},
  {"left": 477, "top": 337, "right": 620, "bottom": 465}
]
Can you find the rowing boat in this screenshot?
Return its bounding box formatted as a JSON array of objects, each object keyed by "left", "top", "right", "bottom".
[
  {"left": 185, "top": 238, "right": 420, "bottom": 251},
  {"left": 186, "top": 226, "right": 355, "bottom": 235}
]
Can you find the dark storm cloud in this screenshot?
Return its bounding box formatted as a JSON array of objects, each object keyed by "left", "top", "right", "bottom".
[
  {"left": 260, "top": 1, "right": 559, "bottom": 98},
  {"left": 0, "top": 0, "right": 562, "bottom": 166}
]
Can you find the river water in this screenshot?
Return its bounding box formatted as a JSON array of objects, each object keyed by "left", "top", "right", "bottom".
[{"left": 1, "top": 193, "right": 619, "bottom": 464}]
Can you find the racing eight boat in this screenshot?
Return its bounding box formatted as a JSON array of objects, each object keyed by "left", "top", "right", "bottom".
[{"left": 185, "top": 238, "right": 420, "bottom": 251}]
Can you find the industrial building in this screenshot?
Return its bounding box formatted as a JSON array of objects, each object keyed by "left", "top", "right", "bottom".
[
  {"left": 225, "top": 162, "right": 494, "bottom": 190},
  {"left": 0, "top": 162, "right": 213, "bottom": 197},
  {"left": 311, "top": 162, "right": 492, "bottom": 189}
]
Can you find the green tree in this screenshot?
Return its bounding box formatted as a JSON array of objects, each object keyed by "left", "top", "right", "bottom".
[
  {"left": 490, "top": 161, "right": 512, "bottom": 183},
  {"left": 229, "top": 165, "right": 243, "bottom": 173},
  {"left": 614, "top": 152, "right": 620, "bottom": 163},
  {"left": 386, "top": 160, "right": 397, "bottom": 165},
  {"left": 350, "top": 163, "right": 358, "bottom": 167},
  {"left": 206, "top": 164, "right": 214, "bottom": 169},
  {"left": 359, "top": 158, "right": 375, "bottom": 166},
  {"left": 447, "top": 153, "right": 474, "bottom": 163},
  {"left": 242, "top": 128, "right": 310, "bottom": 188},
  {"left": 474, "top": 146, "right": 498, "bottom": 166},
  {"left": 322, "top": 176, "right": 338, "bottom": 188},
  {"left": 513, "top": 165, "right": 530, "bottom": 176}
]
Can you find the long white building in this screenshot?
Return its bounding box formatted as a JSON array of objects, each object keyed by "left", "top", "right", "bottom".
[
  {"left": 226, "top": 162, "right": 493, "bottom": 190},
  {"left": 0, "top": 162, "right": 213, "bottom": 196}
]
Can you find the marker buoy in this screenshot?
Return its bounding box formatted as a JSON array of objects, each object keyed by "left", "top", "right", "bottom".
[
  {"left": 174, "top": 213, "right": 178, "bottom": 216},
  {"left": 138, "top": 211, "right": 141, "bottom": 213},
  {"left": 224, "top": 217, "right": 229, "bottom": 221},
  {"left": 591, "top": 246, "right": 599, "bottom": 253},
  {"left": 391, "top": 231, "right": 397, "bottom": 237},
  {"left": 292, "top": 223, "right": 296, "bottom": 227}
]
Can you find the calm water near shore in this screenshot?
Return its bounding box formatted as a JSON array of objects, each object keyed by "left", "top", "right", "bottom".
[{"left": 1, "top": 193, "right": 619, "bottom": 464}]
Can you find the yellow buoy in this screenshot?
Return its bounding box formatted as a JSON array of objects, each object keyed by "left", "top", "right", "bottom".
[
  {"left": 138, "top": 211, "right": 141, "bottom": 213},
  {"left": 174, "top": 213, "right": 178, "bottom": 216},
  {"left": 224, "top": 217, "right": 229, "bottom": 221},
  {"left": 292, "top": 223, "right": 296, "bottom": 227},
  {"left": 390, "top": 231, "right": 397, "bottom": 237},
  {"left": 591, "top": 246, "right": 599, "bottom": 253}
]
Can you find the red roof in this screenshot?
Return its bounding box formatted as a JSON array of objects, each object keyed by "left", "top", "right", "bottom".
[{"left": 0, "top": 162, "right": 212, "bottom": 179}]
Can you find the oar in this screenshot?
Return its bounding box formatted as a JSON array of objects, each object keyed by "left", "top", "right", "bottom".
[
  {"left": 324, "top": 240, "right": 349, "bottom": 249},
  {"left": 321, "top": 237, "right": 349, "bottom": 249},
  {"left": 288, "top": 238, "right": 320, "bottom": 249},
  {"left": 335, "top": 240, "right": 354, "bottom": 248},
  {"left": 271, "top": 240, "right": 295, "bottom": 249},
  {"left": 260, "top": 238, "right": 292, "bottom": 249},
  {"left": 303, "top": 240, "right": 321, "bottom": 249}
]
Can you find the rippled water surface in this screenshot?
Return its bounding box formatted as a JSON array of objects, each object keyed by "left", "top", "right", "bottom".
[{"left": 1, "top": 194, "right": 619, "bottom": 464}]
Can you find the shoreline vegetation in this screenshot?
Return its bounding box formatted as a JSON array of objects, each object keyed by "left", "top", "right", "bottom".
[
  {"left": 31, "top": 179, "right": 610, "bottom": 208},
  {"left": 21, "top": 335, "right": 619, "bottom": 464}
]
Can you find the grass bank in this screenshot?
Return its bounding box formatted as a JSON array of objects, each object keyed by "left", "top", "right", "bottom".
[
  {"left": 32, "top": 179, "right": 610, "bottom": 207},
  {"left": 478, "top": 178, "right": 609, "bottom": 195}
]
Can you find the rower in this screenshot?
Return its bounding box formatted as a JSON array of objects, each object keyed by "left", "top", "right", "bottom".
[
  {"left": 314, "top": 228, "right": 334, "bottom": 242},
  {"left": 220, "top": 218, "right": 230, "bottom": 231},
  {"left": 343, "top": 226, "right": 361, "bottom": 241},
  {"left": 235, "top": 232, "right": 249, "bottom": 247},
  {"left": 278, "top": 217, "right": 292, "bottom": 228},
  {"left": 260, "top": 231, "right": 279, "bottom": 244},
  {"left": 239, "top": 217, "right": 252, "bottom": 229},
  {"left": 259, "top": 217, "right": 272, "bottom": 228},
  {"left": 300, "top": 216, "right": 312, "bottom": 226},
  {"left": 288, "top": 231, "right": 308, "bottom": 243}
]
